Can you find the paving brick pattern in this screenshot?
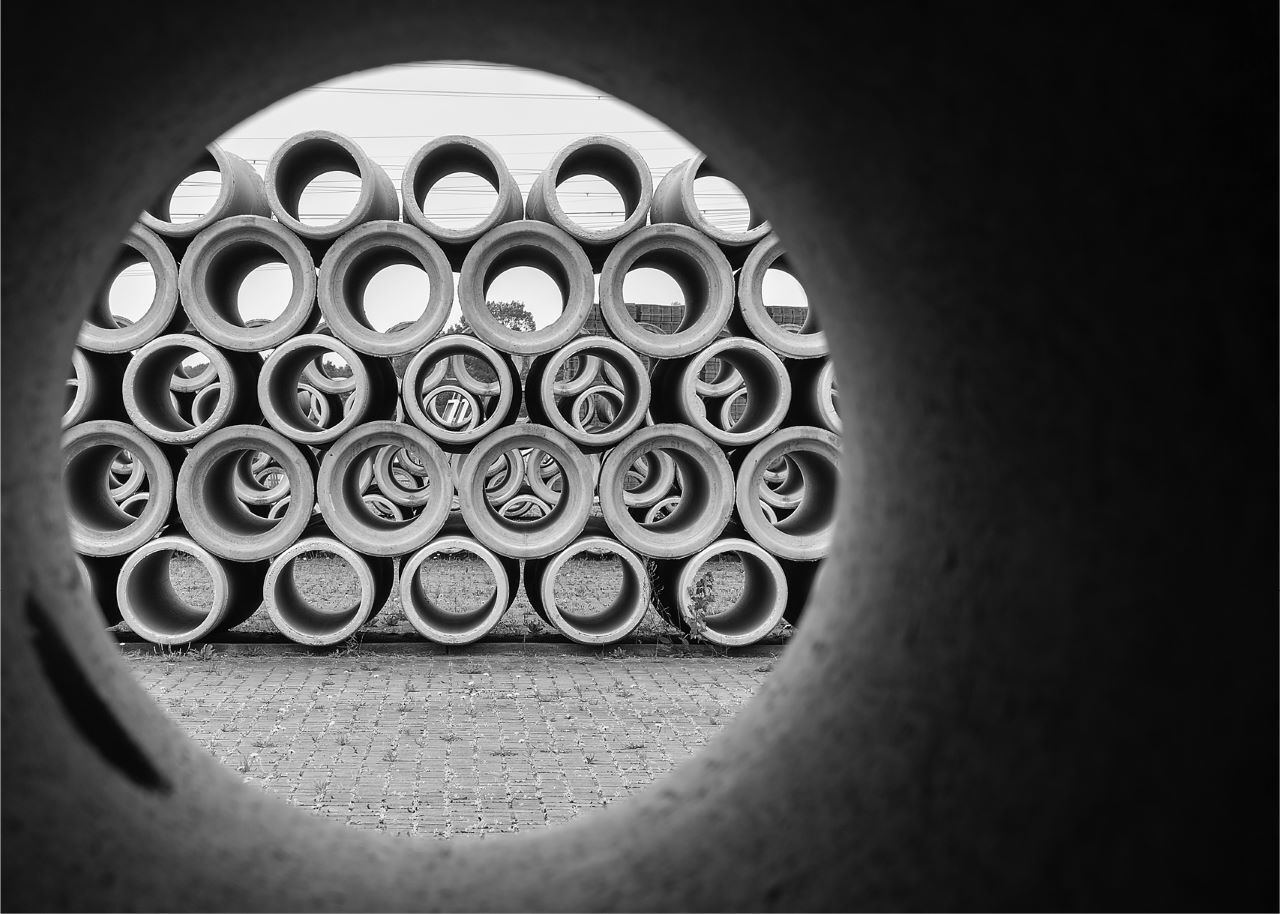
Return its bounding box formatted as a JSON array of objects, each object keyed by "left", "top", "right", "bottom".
[{"left": 124, "top": 646, "right": 778, "bottom": 837}]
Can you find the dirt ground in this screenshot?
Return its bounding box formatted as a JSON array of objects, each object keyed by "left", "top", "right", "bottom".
[{"left": 111, "top": 552, "right": 796, "bottom": 644}]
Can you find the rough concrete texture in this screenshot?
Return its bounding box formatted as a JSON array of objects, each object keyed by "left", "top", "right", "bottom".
[
  {"left": 2, "top": 3, "right": 1273, "bottom": 911},
  {"left": 124, "top": 647, "right": 775, "bottom": 837}
]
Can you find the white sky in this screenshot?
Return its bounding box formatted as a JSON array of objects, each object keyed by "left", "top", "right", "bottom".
[{"left": 112, "top": 61, "right": 801, "bottom": 331}]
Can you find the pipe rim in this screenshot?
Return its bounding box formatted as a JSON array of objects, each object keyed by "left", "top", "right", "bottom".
[
  {"left": 116, "top": 535, "right": 233, "bottom": 645},
  {"left": 671, "top": 336, "right": 792, "bottom": 446},
  {"left": 735, "top": 425, "right": 841, "bottom": 561},
  {"left": 402, "top": 335, "right": 519, "bottom": 448},
  {"left": 76, "top": 224, "right": 180, "bottom": 354},
  {"left": 139, "top": 144, "right": 264, "bottom": 238},
  {"left": 176, "top": 424, "right": 316, "bottom": 561},
  {"left": 62, "top": 420, "right": 174, "bottom": 556},
  {"left": 534, "top": 535, "right": 650, "bottom": 644},
  {"left": 264, "top": 535, "right": 381, "bottom": 645},
  {"left": 316, "top": 421, "right": 453, "bottom": 556},
  {"left": 673, "top": 537, "right": 788, "bottom": 646},
  {"left": 178, "top": 215, "right": 318, "bottom": 351},
  {"left": 531, "top": 336, "right": 651, "bottom": 448},
  {"left": 124, "top": 334, "right": 242, "bottom": 444},
  {"left": 317, "top": 221, "right": 454, "bottom": 356},
  {"left": 457, "top": 424, "right": 594, "bottom": 558},
  {"left": 400, "top": 134, "right": 524, "bottom": 247},
  {"left": 736, "top": 234, "right": 828, "bottom": 358},
  {"left": 527, "top": 135, "right": 654, "bottom": 247},
  {"left": 264, "top": 130, "right": 398, "bottom": 241},
  {"left": 598, "top": 423, "right": 735, "bottom": 558},
  {"left": 258, "top": 333, "right": 383, "bottom": 444},
  {"left": 668, "top": 153, "right": 773, "bottom": 247},
  {"left": 457, "top": 220, "right": 594, "bottom": 356},
  {"left": 399, "top": 537, "right": 513, "bottom": 644},
  {"left": 63, "top": 349, "right": 92, "bottom": 428},
  {"left": 599, "top": 224, "right": 735, "bottom": 358}
]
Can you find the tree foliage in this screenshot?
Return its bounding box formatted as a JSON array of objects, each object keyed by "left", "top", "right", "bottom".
[{"left": 444, "top": 300, "right": 536, "bottom": 335}]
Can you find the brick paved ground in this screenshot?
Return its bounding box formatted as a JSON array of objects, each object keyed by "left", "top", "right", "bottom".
[{"left": 123, "top": 645, "right": 779, "bottom": 837}]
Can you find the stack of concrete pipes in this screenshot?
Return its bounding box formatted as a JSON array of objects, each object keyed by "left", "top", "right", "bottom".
[{"left": 64, "top": 133, "right": 840, "bottom": 649}]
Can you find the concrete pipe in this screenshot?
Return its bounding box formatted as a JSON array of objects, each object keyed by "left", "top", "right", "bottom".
[
  {"left": 62, "top": 420, "right": 178, "bottom": 557},
  {"left": 73, "top": 554, "right": 125, "bottom": 627},
  {"left": 446, "top": 353, "right": 500, "bottom": 399},
  {"left": 107, "top": 451, "right": 148, "bottom": 503},
  {"left": 694, "top": 339, "right": 744, "bottom": 398},
  {"left": 177, "top": 424, "right": 317, "bottom": 562},
  {"left": 77, "top": 224, "right": 182, "bottom": 354},
  {"left": 733, "top": 425, "right": 840, "bottom": 561},
  {"left": 498, "top": 493, "right": 553, "bottom": 521},
  {"left": 401, "top": 335, "right": 521, "bottom": 451},
  {"left": 734, "top": 234, "right": 827, "bottom": 359},
  {"left": 169, "top": 355, "right": 219, "bottom": 395},
  {"left": 264, "top": 130, "right": 399, "bottom": 257},
  {"left": 525, "top": 449, "right": 601, "bottom": 506},
  {"left": 599, "top": 224, "right": 735, "bottom": 358},
  {"left": 400, "top": 135, "right": 525, "bottom": 270},
  {"left": 178, "top": 215, "right": 319, "bottom": 351},
  {"left": 371, "top": 444, "right": 433, "bottom": 509},
  {"left": 263, "top": 491, "right": 328, "bottom": 522},
  {"left": 568, "top": 384, "right": 624, "bottom": 431},
  {"left": 258, "top": 333, "right": 397, "bottom": 445},
  {"left": 457, "top": 424, "right": 594, "bottom": 559},
  {"left": 117, "top": 492, "right": 151, "bottom": 518},
  {"left": 650, "top": 153, "right": 771, "bottom": 267},
  {"left": 453, "top": 448, "right": 525, "bottom": 509},
  {"left": 139, "top": 144, "right": 270, "bottom": 249},
  {"left": 123, "top": 334, "right": 259, "bottom": 445},
  {"left": 263, "top": 528, "right": 394, "bottom": 646},
  {"left": 297, "top": 324, "right": 359, "bottom": 396},
  {"left": 642, "top": 495, "right": 681, "bottom": 526},
  {"left": 362, "top": 493, "right": 407, "bottom": 522},
  {"left": 422, "top": 384, "right": 482, "bottom": 432},
  {"left": 317, "top": 221, "right": 454, "bottom": 356},
  {"left": 524, "top": 521, "right": 650, "bottom": 645},
  {"left": 524, "top": 135, "right": 654, "bottom": 270},
  {"left": 599, "top": 423, "right": 734, "bottom": 559},
  {"left": 10, "top": 8, "right": 1272, "bottom": 914},
  {"left": 650, "top": 336, "right": 791, "bottom": 447},
  {"left": 63, "top": 349, "right": 127, "bottom": 428},
  {"left": 623, "top": 448, "right": 678, "bottom": 509},
  {"left": 116, "top": 533, "right": 267, "bottom": 645},
  {"left": 317, "top": 421, "right": 453, "bottom": 557},
  {"left": 550, "top": 352, "right": 605, "bottom": 398},
  {"left": 232, "top": 450, "right": 294, "bottom": 508},
  {"left": 399, "top": 520, "right": 519, "bottom": 645},
  {"left": 457, "top": 220, "right": 594, "bottom": 357},
  {"left": 651, "top": 535, "right": 788, "bottom": 647},
  {"left": 758, "top": 454, "right": 805, "bottom": 511},
  {"left": 786, "top": 357, "right": 840, "bottom": 434},
  {"left": 525, "top": 336, "right": 650, "bottom": 451}
]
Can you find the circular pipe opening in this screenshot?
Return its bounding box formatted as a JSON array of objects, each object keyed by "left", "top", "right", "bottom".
[
  {"left": 62, "top": 421, "right": 175, "bottom": 556},
  {"left": 401, "top": 335, "right": 521, "bottom": 449},
  {"left": 400, "top": 535, "right": 517, "bottom": 644},
  {"left": 178, "top": 216, "right": 318, "bottom": 351},
  {"left": 176, "top": 424, "right": 316, "bottom": 561},
  {"left": 457, "top": 221, "right": 594, "bottom": 356},
  {"left": 598, "top": 423, "right": 734, "bottom": 558},
  {"left": 599, "top": 224, "right": 734, "bottom": 358},
  {"left": 316, "top": 421, "right": 453, "bottom": 556},
  {"left": 258, "top": 333, "right": 396, "bottom": 444},
  {"left": 526, "top": 531, "right": 650, "bottom": 644},
  {"left": 457, "top": 424, "right": 594, "bottom": 558},
  {"left": 265, "top": 535, "right": 392, "bottom": 645},
  {"left": 317, "top": 221, "right": 454, "bottom": 356}
]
